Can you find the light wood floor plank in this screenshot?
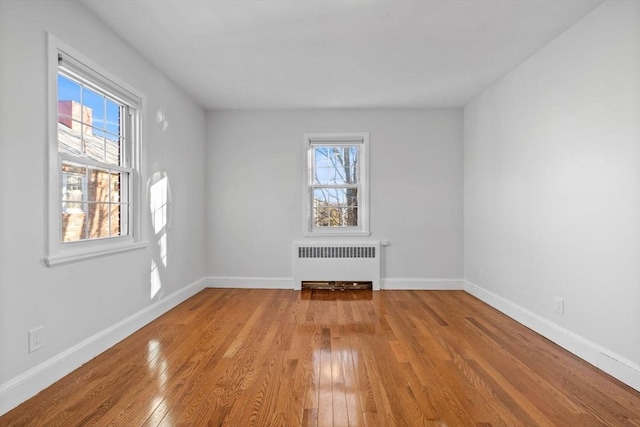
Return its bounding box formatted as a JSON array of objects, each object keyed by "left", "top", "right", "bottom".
[{"left": 1, "top": 289, "right": 639, "bottom": 426}]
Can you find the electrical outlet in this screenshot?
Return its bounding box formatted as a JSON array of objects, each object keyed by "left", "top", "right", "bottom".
[
  {"left": 29, "top": 326, "right": 44, "bottom": 352},
  {"left": 554, "top": 297, "right": 564, "bottom": 315},
  {"left": 479, "top": 268, "right": 486, "bottom": 280}
]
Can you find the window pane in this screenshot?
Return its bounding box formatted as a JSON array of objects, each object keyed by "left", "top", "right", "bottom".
[
  {"left": 60, "top": 162, "right": 128, "bottom": 241},
  {"left": 83, "top": 126, "right": 119, "bottom": 165},
  {"left": 62, "top": 202, "right": 87, "bottom": 242},
  {"left": 83, "top": 87, "right": 104, "bottom": 128},
  {"left": 314, "top": 207, "right": 333, "bottom": 227},
  {"left": 89, "top": 169, "right": 111, "bottom": 203},
  {"left": 57, "top": 73, "right": 123, "bottom": 166},
  {"left": 87, "top": 202, "right": 110, "bottom": 239},
  {"left": 312, "top": 188, "right": 358, "bottom": 227},
  {"left": 58, "top": 116, "right": 83, "bottom": 156},
  {"left": 62, "top": 164, "right": 86, "bottom": 213},
  {"left": 58, "top": 74, "right": 81, "bottom": 104},
  {"left": 83, "top": 136, "right": 106, "bottom": 163},
  {"left": 57, "top": 75, "right": 82, "bottom": 150},
  {"left": 344, "top": 207, "right": 358, "bottom": 226},
  {"left": 313, "top": 146, "right": 359, "bottom": 185},
  {"left": 313, "top": 206, "right": 358, "bottom": 227},
  {"left": 93, "top": 129, "right": 107, "bottom": 139},
  {"left": 313, "top": 188, "right": 358, "bottom": 206},
  {"left": 85, "top": 169, "right": 129, "bottom": 239},
  {"left": 110, "top": 205, "right": 122, "bottom": 237},
  {"left": 110, "top": 172, "right": 121, "bottom": 202},
  {"left": 106, "top": 100, "right": 120, "bottom": 135},
  {"left": 105, "top": 139, "right": 120, "bottom": 165},
  {"left": 62, "top": 177, "right": 83, "bottom": 205},
  {"left": 105, "top": 130, "right": 120, "bottom": 142}
]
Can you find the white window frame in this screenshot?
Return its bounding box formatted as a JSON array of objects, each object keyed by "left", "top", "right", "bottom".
[
  {"left": 45, "top": 34, "right": 146, "bottom": 267},
  {"left": 303, "top": 132, "right": 370, "bottom": 236}
]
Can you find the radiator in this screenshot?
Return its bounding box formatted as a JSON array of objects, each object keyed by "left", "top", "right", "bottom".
[{"left": 293, "top": 241, "right": 381, "bottom": 290}]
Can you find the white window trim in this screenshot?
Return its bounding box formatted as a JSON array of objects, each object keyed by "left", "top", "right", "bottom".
[
  {"left": 45, "top": 34, "right": 147, "bottom": 267},
  {"left": 302, "top": 132, "right": 370, "bottom": 237}
]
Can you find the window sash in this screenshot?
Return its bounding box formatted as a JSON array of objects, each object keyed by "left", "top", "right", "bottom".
[
  {"left": 56, "top": 49, "right": 138, "bottom": 245},
  {"left": 310, "top": 187, "right": 361, "bottom": 228},
  {"left": 310, "top": 144, "right": 361, "bottom": 229},
  {"left": 57, "top": 70, "right": 131, "bottom": 168},
  {"left": 311, "top": 144, "right": 360, "bottom": 186},
  {"left": 59, "top": 159, "right": 130, "bottom": 243},
  {"left": 303, "top": 132, "right": 369, "bottom": 235},
  {"left": 59, "top": 153, "right": 132, "bottom": 174}
]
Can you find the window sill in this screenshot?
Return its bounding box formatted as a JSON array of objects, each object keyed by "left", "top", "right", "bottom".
[
  {"left": 44, "top": 241, "right": 148, "bottom": 267},
  {"left": 303, "top": 231, "right": 371, "bottom": 238}
]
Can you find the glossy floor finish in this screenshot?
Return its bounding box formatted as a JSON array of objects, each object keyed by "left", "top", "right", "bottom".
[{"left": 2, "top": 289, "right": 639, "bottom": 426}]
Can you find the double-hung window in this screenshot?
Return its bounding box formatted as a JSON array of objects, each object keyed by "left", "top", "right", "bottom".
[
  {"left": 46, "top": 35, "right": 145, "bottom": 266},
  {"left": 303, "top": 132, "right": 370, "bottom": 236}
]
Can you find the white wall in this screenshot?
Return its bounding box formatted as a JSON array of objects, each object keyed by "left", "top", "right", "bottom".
[
  {"left": 2, "top": 0, "right": 636, "bottom": 414},
  {"left": 206, "top": 109, "right": 463, "bottom": 289},
  {"left": 464, "top": 0, "right": 640, "bottom": 388},
  {"left": 0, "top": 0, "right": 207, "bottom": 413}
]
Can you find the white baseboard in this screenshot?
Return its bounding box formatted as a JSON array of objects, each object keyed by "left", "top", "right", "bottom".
[
  {"left": 6, "top": 276, "right": 635, "bottom": 417},
  {"left": 0, "top": 277, "right": 207, "bottom": 416},
  {"left": 464, "top": 280, "right": 640, "bottom": 392},
  {"left": 206, "top": 276, "right": 465, "bottom": 291},
  {"left": 381, "top": 278, "right": 464, "bottom": 290},
  {"left": 205, "top": 276, "right": 293, "bottom": 289}
]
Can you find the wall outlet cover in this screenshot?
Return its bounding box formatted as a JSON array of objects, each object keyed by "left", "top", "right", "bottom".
[
  {"left": 28, "top": 326, "right": 44, "bottom": 352},
  {"left": 555, "top": 297, "right": 564, "bottom": 315}
]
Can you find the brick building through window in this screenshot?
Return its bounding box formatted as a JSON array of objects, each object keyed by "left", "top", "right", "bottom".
[{"left": 58, "top": 100, "right": 122, "bottom": 242}]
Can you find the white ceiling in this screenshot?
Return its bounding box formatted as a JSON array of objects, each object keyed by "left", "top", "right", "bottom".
[{"left": 80, "top": 0, "right": 604, "bottom": 110}]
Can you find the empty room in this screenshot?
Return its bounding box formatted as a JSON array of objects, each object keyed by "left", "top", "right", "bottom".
[{"left": 0, "top": 0, "right": 639, "bottom": 425}]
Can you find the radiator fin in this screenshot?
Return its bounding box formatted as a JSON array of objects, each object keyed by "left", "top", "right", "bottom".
[{"left": 298, "top": 246, "right": 375, "bottom": 259}]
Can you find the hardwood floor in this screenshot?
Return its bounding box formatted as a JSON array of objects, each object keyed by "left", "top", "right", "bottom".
[{"left": 1, "top": 288, "right": 639, "bottom": 426}]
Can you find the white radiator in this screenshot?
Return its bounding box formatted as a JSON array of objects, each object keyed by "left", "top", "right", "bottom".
[{"left": 293, "top": 241, "right": 381, "bottom": 290}]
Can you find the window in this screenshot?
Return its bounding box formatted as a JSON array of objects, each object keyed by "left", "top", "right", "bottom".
[
  {"left": 303, "top": 132, "right": 370, "bottom": 235},
  {"left": 45, "top": 35, "right": 145, "bottom": 266}
]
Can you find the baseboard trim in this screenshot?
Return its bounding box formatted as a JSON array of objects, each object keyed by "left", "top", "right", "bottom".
[
  {"left": 381, "top": 278, "right": 464, "bottom": 290},
  {"left": 464, "top": 280, "right": 640, "bottom": 392},
  {"left": 205, "top": 276, "right": 293, "bottom": 289},
  {"left": 205, "top": 277, "right": 465, "bottom": 291},
  {"left": 0, "top": 277, "right": 207, "bottom": 416},
  {"left": 6, "top": 275, "right": 633, "bottom": 416}
]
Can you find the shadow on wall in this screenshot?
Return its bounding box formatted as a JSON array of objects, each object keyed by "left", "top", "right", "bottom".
[{"left": 148, "top": 171, "right": 171, "bottom": 300}]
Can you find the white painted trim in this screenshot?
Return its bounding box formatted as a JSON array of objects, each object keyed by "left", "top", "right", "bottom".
[
  {"left": 381, "top": 278, "right": 464, "bottom": 290},
  {"left": 464, "top": 280, "right": 640, "bottom": 392},
  {"left": 0, "top": 278, "right": 206, "bottom": 416},
  {"left": 206, "top": 276, "right": 294, "bottom": 289},
  {"left": 46, "top": 33, "right": 147, "bottom": 266},
  {"left": 302, "top": 231, "right": 372, "bottom": 237},
  {"left": 205, "top": 276, "right": 464, "bottom": 291},
  {"left": 44, "top": 241, "right": 148, "bottom": 267}
]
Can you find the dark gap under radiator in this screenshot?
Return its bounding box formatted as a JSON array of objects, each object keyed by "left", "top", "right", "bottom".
[{"left": 301, "top": 280, "right": 373, "bottom": 291}]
